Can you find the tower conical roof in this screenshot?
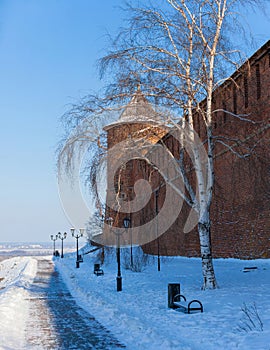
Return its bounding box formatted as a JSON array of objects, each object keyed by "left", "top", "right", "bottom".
[{"left": 104, "top": 88, "right": 162, "bottom": 131}]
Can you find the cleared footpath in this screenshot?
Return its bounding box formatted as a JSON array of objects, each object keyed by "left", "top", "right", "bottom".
[{"left": 25, "top": 258, "right": 125, "bottom": 349}]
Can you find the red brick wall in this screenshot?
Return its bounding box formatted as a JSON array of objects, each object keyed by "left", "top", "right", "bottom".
[{"left": 105, "top": 41, "right": 270, "bottom": 259}]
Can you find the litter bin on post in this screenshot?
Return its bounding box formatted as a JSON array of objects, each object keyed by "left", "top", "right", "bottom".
[{"left": 168, "top": 283, "right": 180, "bottom": 309}]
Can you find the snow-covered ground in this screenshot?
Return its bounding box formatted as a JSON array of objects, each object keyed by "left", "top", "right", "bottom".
[
  {"left": 0, "top": 256, "right": 37, "bottom": 349},
  {"left": 0, "top": 244, "right": 269, "bottom": 349},
  {"left": 55, "top": 246, "right": 270, "bottom": 350}
]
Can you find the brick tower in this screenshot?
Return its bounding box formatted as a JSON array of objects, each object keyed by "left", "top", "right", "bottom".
[{"left": 103, "top": 87, "right": 168, "bottom": 241}]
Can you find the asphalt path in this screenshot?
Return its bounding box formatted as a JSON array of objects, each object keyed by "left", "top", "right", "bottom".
[{"left": 25, "top": 258, "right": 125, "bottom": 349}]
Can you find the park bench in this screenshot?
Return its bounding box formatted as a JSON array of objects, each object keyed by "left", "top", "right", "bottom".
[
  {"left": 94, "top": 263, "right": 104, "bottom": 276},
  {"left": 243, "top": 266, "right": 257, "bottom": 273},
  {"left": 173, "top": 294, "right": 203, "bottom": 314}
]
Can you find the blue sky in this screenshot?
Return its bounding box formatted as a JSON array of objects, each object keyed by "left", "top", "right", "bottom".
[{"left": 0, "top": 0, "right": 269, "bottom": 242}]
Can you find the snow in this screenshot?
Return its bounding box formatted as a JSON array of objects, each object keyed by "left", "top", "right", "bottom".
[
  {"left": 0, "top": 245, "right": 269, "bottom": 349},
  {"left": 54, "top": 246, "right": 270, "bottom": 350},
  {"left": 0, "top": 256, "right": 37, "bottom": 349},
  {"left": 0, "top": 242, "right": 78, "bottom": 256}
]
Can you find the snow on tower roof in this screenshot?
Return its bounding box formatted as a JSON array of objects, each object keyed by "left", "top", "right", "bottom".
[{"left": 103, "top": 87, "right": 162, "bottom": 131}]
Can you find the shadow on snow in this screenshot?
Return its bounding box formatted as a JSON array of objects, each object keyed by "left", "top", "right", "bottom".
[{"left": 26, "top": 259, "right": 125, "bottom": 350}]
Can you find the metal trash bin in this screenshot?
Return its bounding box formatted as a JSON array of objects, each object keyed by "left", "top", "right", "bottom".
[{"left": 168, "top": 283, "right": 180, "bottom": 308}]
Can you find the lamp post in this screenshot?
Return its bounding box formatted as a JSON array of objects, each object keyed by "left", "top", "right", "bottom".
[
  {"left": 155, "top": 190, "right": 161, "bottom": 271},
  {"left": 71, "top": 228, "right": 84, "bottom": 268},
  {"left": 58, "top": 232, "right": 67, "bottom": 258},
  {"left": 106, "top": 217, "right": 123, "bottom": 292},
  {"left": 50, "top": 234, "right": 58, "bottom": 256},
  {"left": 123, "top": 217, "right": 132, "bottom": 267}
]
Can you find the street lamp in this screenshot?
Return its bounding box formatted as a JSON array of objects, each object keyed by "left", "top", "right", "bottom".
[
  {"left": 58, "top": 232, "right": 67, "bottom": 258},
  {"left": 71, "top": 228, "right": 84, "bottom": 268},
  {"left": 106, "top": 217, "right": 122, "bottom": 292},
  {"left": 155, "top": 190, "right": 161, "bottom": 271},
  {"left": 50, "top": 234, "right": 58, "bottom": 256},
  {"left": 123, "top": 217, "right": 132, "bottom": 267}
]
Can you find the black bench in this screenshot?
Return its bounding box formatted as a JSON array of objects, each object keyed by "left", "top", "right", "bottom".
[
  {"left": 243, "top": 266, "right": 257, "bottom": 273},
  {"left": 94, "top": 263, "right": 104, "bottom": 276},
  {"left": 173, "top": 294, "right": 203, "bottom": 314}
]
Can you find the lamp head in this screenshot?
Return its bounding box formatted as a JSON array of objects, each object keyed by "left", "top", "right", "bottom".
[
  {"left": 79, "top": 228, "right": 85, "bottom": 237},
  {"left": 106, "top": 217, "right": 114, "bottom": 227},
  {"left": 123, "top": 217, "right": 131, "bottom": 229}
]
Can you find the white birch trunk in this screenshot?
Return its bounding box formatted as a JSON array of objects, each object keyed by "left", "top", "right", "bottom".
[{"left": 198, "top": 212, "right": 217, "bottom": 289}]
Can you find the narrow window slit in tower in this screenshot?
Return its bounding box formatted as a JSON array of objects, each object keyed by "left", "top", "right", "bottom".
[
  {"left": 223, "top": 102, "right": 227, "bottom": 124},
  {"left": 244, "top": 76, "right": 248, "bottom": 108},
  {"left": 256, "top": 64, "right": 261, "bottom": 100},
  {"left": 233, "top": 86, "right": 237, "bottom": 115}
]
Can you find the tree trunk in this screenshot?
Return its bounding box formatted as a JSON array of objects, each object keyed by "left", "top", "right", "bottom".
[{"left": 198, "top": 219, "right": 218, "bottom": 290}]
